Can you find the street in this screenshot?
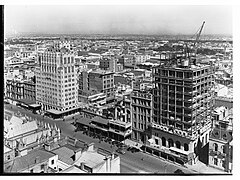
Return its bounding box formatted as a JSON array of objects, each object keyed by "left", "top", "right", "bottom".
[{"left": 4, "top": 103, "right": 195, "bottom": 174}]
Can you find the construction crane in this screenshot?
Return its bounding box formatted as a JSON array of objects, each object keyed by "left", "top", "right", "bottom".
[
  {"left": 183, "top": 21, "right": 205, "bottom": 66},
  {"left": 194, "top": 21, "right": 205, "bottom": 48}
]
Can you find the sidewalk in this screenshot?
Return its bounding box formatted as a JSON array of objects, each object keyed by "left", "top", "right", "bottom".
[{"left": 186, "top": 161, "right": 227, "bottom": 174}]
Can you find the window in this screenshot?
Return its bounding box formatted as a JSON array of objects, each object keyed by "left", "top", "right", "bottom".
[
  {"left": 168, "top": 139, "right": 174, "bottom": 148},
  {"left": 214, "top": 143, "right": 218, "bottom": 151},
  {"left": 41, "top": 164, "right": 45, "bottom": 170},
  {"left": 51, "top": 159, "right": 54, "bottom": 165},
  {"left": 214, "top": 158, "right": 218, "bottom": 165},
  {"left": 30, "top": 169, "right": 34, "bottom": 173},
  {"left": 7, "top": 155, "right": 10, "bottom": 160},
  {"left": 176, "top": 141, "right": 181, "bottom": 149},
  {"left": 184, "top": 143, "right": 189, "bottom": 151},
  {"left": 162, "top": 137, "right": 166, "bottom": 147}
]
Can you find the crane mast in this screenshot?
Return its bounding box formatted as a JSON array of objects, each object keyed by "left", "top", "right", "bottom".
[{"left": 194, "top": 21, "right": 205, "bottom": 48}]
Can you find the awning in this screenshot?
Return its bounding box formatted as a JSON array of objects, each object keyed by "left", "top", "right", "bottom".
[
  {"left": 91, "top": 116, "right": 109, "bottom": 126},
  {"left": 28, "top": 104, "right": 41, "bottom": 109},
  {"left": 17, "top": 98, "right": 36, "bottom": 105},
  {"left": 124, "top": 139, "right": 142, "bottom": 149},
  {"left": 46, "top": 109, "right": 63, "bottom": 115},
  {"left": 169, "top": 147, "right": 189, "bottom": 156}
]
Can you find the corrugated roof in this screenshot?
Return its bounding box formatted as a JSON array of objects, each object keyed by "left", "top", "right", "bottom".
[
  {"left": 5, "top": 149, "right": 55, "bottom": 172},
  {"left": 7, "top": 121, "right": 38, "bottom": 139},
  {"left": 52, "top": 146, "right": 75, "bottom": 165}
]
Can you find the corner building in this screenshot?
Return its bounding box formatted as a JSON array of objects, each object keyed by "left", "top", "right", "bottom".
[
  {"left": 35, "top": 47, "right": 78, "bottom": 116},
  {"left": 152, "top": 63, "right": 215, "bottom": 165}
]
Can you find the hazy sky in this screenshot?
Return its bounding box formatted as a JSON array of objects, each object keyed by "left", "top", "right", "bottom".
[{"left": 5, "top": 5, "right": 232, "bottom": 35}]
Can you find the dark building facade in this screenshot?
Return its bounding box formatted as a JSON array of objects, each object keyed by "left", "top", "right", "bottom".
[{"left": 151, "top": 61, "right": 215, "bottom": 165}]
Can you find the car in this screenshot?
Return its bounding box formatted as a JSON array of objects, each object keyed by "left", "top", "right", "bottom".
[{"left": 116, "top": 148, "right": 126, "bottom": 154}]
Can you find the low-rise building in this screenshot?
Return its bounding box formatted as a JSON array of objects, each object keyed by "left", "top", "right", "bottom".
[
  {"left": 209, "top": 106, "right": 233, "bottom": 173},
  {"left": 4, "top": 149, "right": 58, "bottom": 173},
  {"left": 4, "top": 111, "right": 60, "bottom": 158}
]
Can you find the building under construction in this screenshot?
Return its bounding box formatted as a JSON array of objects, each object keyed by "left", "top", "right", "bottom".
[{"left": 150, "top": 55, "right": 215, "bottom": 165}]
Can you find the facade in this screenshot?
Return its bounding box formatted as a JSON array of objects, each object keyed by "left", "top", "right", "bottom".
[
  {"left": 209, "top": 106, "right": 233, "bottom": 173},
  {"left": 119, "top": 55, "right": 135, "bottom": 68},
  {"left": 99, "top": 57, "right": 117, "bottom": 72},
  {"left": 35, "top": 46, "right": 78, "bottom": 112},
  {"left": 6, "top": 79, "right": 24, "bottom": 101},
  {"left": 151, "top": 61, "right": 215, "bottom": 165},
  {"left": 78, "top": 69, "right": 115, "bottom": 103},
  {"left": 23, "top": 79, "right": 36, "bottom": 102},
  {"left": 135, "top": 53, "right": 150, "bottom": 64},
  {"left": 88, "top": 70, "right": 115, "bottom": 102},
  {"left": 131, "top": 87, "right": 152, "bottom": 144}
]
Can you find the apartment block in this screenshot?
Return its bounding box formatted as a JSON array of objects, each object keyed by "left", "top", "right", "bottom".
[
  {"left": 78, "top": 69, "right": 115, "bottom": 103},
  {"left": 35, "top": 46, "right": 79, "bottom": 118},
  {"left": 131, "top": 87, "right": 152, "bottom": 144}
]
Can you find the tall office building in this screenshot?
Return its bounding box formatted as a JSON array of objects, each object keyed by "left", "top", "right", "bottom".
[
  {"left": 152, "top": 60, "right": 215, "bottom": 165},
  {"left": 35, "top": 46, "right": 78, "bottom": 117}
]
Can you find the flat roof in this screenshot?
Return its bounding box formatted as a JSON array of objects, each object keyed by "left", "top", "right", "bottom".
[
  {"left": 76, "top": 151, "right": 105, "bottom": 169},
  {"left": 76, "top": 117, "right": 92, "bottom": 127},
  {"left": 91, "top": 116, "right": 109, "bottom": 126},
  {"left": 46, "top": 106, "right": 80, "bottom": 115},
  {"left": 28, "top": 104, "right": 41, "bottom": 108},
  {"left": 46, "top": 109, "right": 62, "bottom": 115}
]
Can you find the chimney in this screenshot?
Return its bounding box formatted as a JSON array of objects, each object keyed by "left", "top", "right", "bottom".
[
  {"left": 104, "top": 155, "right": 111, "bottom": 173},
  {"left": 74, "top": 149, "right": 82, "bottom": 161},
  {"left": 44, "top": 143, "right": 51, "bottom": 151},
  {"left": 80, "top": 162, "right": 85, "bottom": 170}
]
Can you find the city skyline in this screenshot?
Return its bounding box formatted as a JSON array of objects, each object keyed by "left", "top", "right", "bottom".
[{"left": 5, "top": 5, "right": 232, "bottom": 36}]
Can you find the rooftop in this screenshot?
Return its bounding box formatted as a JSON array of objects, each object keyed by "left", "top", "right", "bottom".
[
  {"left": 75, "top": 150, "right": 105, "bottom": 169},
  {"left": 90, "top": 69, "right": 114, "bottom": 75},
  {"left": 52, "top": 146, "right": 76, "bottom": 165},
  {"left": 91, "top": 116, "right": 109, "bottom": 126},
  {"left": 6, "top": 121, "right": 38, "bottom": 139},
  {"left": 60, "top": 165, "right": 86, "bottom": 173},
  {"left": 4, "top": 149, "right": 56, "bottom": 172}
]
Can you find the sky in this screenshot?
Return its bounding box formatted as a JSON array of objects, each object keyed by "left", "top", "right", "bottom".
[{"left": 4, "top": 5, "right": 232, "bottom": 35}]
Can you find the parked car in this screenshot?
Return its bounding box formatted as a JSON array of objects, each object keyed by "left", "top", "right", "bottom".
[{"left": 116, "top": 148, "right": 126, "bottom": 154}]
